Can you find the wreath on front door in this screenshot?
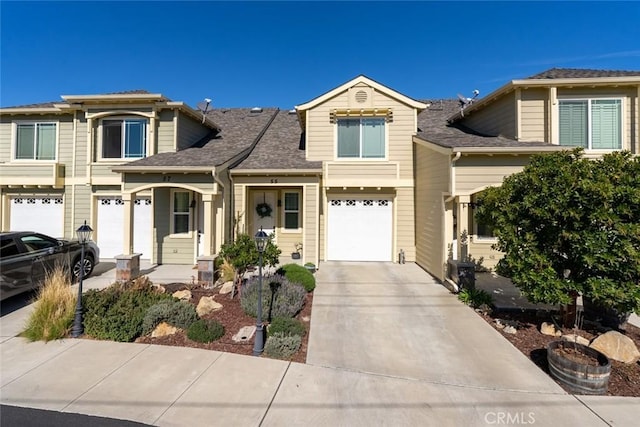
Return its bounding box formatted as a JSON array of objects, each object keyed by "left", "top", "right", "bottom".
[{"left": 256, "top": 202, "right": 272, "bottom": 218}]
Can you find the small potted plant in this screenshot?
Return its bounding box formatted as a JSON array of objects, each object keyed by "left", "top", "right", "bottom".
[
  {"left": 292, "top": 242, "right": 302, "bottom": 259},
  {"left": 304, "top": 262, "right": 316, "bottom": 274}
]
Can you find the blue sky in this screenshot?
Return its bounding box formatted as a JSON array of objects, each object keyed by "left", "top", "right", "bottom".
[{"left": 1, "top": 1, "right": 639, "bottom": 109}]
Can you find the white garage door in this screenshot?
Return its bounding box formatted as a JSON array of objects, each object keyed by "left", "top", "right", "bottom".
[
  {"left": 10, "top": 196, "right": 64, "bottom": 238},
  {"left": 97, "top": 197, "right": 152, "bottom": 259},
  {"left": 327, "top": 197, "right": 393, "bottom": 261}
]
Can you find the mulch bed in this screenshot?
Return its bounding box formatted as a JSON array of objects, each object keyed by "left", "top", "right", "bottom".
[
  {"left": 479, "top": 309, "right": 640, "bottom": 397},
  {"left": 135, "top": 283, "right": 312, "bottom": 364}
]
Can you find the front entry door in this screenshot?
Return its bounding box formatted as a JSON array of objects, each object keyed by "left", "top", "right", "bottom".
[{"left": 252, "top": 191, "right": 277, "bottom": 238}]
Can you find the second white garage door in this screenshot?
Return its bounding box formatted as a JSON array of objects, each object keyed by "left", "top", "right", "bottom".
[
  {"left": 327, "top": 197, "right": 393, "bottom": 262},
  {"left": 97, "top": 197, "right": 152, "bottom": 259}
]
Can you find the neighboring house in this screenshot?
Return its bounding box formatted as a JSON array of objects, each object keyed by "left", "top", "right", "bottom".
[{"left": 1, "top": 69, "right": 638, "bottom": 285}]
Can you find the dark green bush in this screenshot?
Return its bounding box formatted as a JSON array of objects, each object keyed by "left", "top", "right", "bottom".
[
  {"left": 457, "top": 288, "right": 493, "bottom": 309},
  {"left": 276, "top": 264, "right": 316, "bottom": 292},
  {"left": 83, "top": 284, "right": 172, "bottom": 342},
  {"left": 264, "top": 332, "right": 301, "bottom": 359},
  {"left": 141, "top": 300, "right": 199, "bottom": 335},
  {"left": 268, "top": 317, "right": 306, "bottom": 338},
  {"left": 241, "top": 274, "right": 306, "bottom": 319},
  {"left": 187, "top": 319, "right": 225, "bottom": 343}
]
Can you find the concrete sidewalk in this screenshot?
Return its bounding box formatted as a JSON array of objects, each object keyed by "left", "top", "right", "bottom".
[{"left": 1, "top": 262, "right": 638, "bottom": 426}]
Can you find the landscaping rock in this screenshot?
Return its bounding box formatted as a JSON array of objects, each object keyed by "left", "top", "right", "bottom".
[
  {"left": 475, "top": 303, "right": 493, "bottom": 315},
  {"left": 503, "top": 325, "right": 517, "bottom": 335},
  {"left": 173, "top": 290, "right": 192, "bottom": 301},
  {"left": 151, "top": 322, "right": 178, "bottom": 338},
  {"left": 301, "top": 316, "right": 310, "bottom": 322},
  {"left": 561, "top": 334, "right": 590, "bottom": 346},
  {"left": 219, "top": 281, "right": 234, "bottom": 295},
  {"left": 540, "top": 321, "right": 562, "bottom": 337},
  {"left": 589, "top": 330, "right": 640, "bottom": 364},
  {"left": 232, "top": 326, "right": 256, "bottom": 343},
  {"left": 152, "top": 283, "right": 166, "bottom": 293},
  {"left": 196, "top": 296, "right": 223, "bottom": 317}
]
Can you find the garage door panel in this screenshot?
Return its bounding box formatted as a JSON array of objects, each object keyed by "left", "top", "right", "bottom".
[
  {"left": 10, "top": 197, "right": 64, "bottom": 238},
  {"left": 97, "top": 197, "right": 151, "bottom": 259},
  {"left": 327, "top": 198, "right": 392, "bottom": 262}
]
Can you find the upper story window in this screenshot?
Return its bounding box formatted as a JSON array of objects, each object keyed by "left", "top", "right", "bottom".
[
  {"left": 337, "top": 118, "right": 385, "bottom": 159},
  {"left": 15, "top": 122, "right": 57, "bottom": 160},
  {"left": 559, "top": 98, "right": 622, "bottom": 150},
  {"left": 102, "top": 118, "right": 147, "bottom": 159}
]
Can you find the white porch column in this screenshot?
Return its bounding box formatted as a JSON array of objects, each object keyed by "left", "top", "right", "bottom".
[
  {"left": 122, "top": 192, "right": 134, "bottom": 255},
  {"left": 457, "top": 195, "right": 471, "bottom": 261},
  {"left": 202, "top": 194, "right": 214, "bottom": 256},
  {"left": 215, "top": 196, "right": 224, "bottom": 253}
]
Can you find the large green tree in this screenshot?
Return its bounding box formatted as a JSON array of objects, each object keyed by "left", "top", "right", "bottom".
[{"left": 476, "top": 149, "right": 640, "bottom": 323}]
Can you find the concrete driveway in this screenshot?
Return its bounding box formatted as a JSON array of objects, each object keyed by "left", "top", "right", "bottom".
[{"left": 262, "top": 261, "right": 639, "bottom": 426}]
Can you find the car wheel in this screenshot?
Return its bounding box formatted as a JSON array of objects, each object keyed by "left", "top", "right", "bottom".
[{"left": 72, "top": 255, "right": 94, "bottom": 281}]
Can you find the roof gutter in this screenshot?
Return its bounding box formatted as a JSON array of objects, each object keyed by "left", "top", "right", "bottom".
[{"left": 230, "top": 168, "right": 322, "bottom": 176}]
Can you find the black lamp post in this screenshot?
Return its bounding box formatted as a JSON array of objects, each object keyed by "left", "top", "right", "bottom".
[
  {"left": 71, "top": 220, "right": 93, "bottom": 338},
  {"left": 253, "top": 227, "right": 268, "bottom": 356}
]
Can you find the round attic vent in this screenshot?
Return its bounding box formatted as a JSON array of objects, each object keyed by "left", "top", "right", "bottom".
[{"left": 355, "top": 90, "right": 368, "bottom": 103}]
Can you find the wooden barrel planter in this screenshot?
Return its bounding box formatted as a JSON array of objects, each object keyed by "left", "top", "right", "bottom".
[{"left": 547, "top": 341, "right": 611, "bottom": 395}]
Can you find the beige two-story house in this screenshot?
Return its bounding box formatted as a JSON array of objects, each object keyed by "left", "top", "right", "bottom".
[{"left": 2, "top": 68, "right": 638, "bottom": 286}]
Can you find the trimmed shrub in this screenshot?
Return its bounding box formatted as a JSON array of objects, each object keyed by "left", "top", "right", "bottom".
[
  {"left": 241, "top": 274, "right": 306, "bottom": 319},
  {"left": 276, "top": 264, "right": 316, "bottom": 292},
  {"left": 268, "top": 317, "right": 306, "bottom": 338},
  {"left": 141, "top": 300, "right": 199, "bottom": 335},
  {"left": 264, "top": 332, "right": 302, "bottom": 359},
  {"left": 22, "top": 267, "right": 76, "bottom": 341},
  {"left": 187, "top": 319, "right": 225, "bottom": 343},
  {"left": 83, "top": 283, "right": 173, "bottom": 342},
  {"left": 457, "top": 288, "right": 493, "bottom": 309}
]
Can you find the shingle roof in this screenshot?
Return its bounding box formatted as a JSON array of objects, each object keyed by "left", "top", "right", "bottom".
[
  {"left": 527, "top": 68, "right": 640, "bottom": 79},
  {"left": 3, "top": 101, "right": 60, "bottom": 109},
  {"left": 233, "top": 110, "right": 322, "bottom": 171},
  {"left": 2, "top": 90, "right": 164, "bottom": 109},
  {"left": 416, "top": 99, "right": 556, "bottom": 149},
  {"left": 124, "top": 108, "right": 279, "bottom": 168}
]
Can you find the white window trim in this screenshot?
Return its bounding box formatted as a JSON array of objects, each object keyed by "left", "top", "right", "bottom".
[
  {"left": 557, "top": 96, "right": 625, "bottom": 152},
  {"left": 11, "top": 121, "right": 59, "bottom": 162},
  {"left": 97, "top": 115, "right": 149, "bottom": 162},
  {"left": 281, "top": 190, "right": 302, "bottom": 233},
  {"left": 170, "top": 189, "right": 192, "bottom": 238},
  {"left": 334, "top": 117, "right": 389, "bottom": 161}
]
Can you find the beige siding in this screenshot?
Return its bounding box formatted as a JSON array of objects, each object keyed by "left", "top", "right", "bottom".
[
  {"left": 520, "top": 88, "right": 548, "bottom": 141},
  {"left": 0, "top": 119, "right": 11, "bottom": 161},
  {"left": 461, "top": 92, "right": 516, "bottom": 138},
  {"left": 157, "top": 110, "right": 175, "bottom": 153},
  {"left": 69, "top": 184, "right": 92, "bottom": 238},
  {"left": 303, "top": 184, "right": 319, "bottom": 266},
  {"left": 233, "top": 183, "right": 247, "bottom": 236},
  {"left": 455, "top": 155, "right": 530, "bottom": 194},
  {"left": 467, "top": 239, "right": 501, "bottom": 271},
  {"left": 154, "top": 188, "right": 194, "bottom": 264},
  {"left": 177, "top": 111, "right": 211, "bottom": 150},
  {"left": 324, "top": 161, "right": 400, "bottom": 187},
  {"left": 414, "top": 144, "right": 450, "bottom": 281},
  {"left": 395, "top": 186, "right": 415, "bottom": 261},
  {"left": 74, "top": 117, "right": 88, "bottom": 178}
]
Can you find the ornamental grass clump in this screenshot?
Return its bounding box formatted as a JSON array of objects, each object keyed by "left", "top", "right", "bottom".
[
  {"left": 22, "top": 267, "right": 75, "bottom": 342},
  {"left": 141, "top": 299, "right": 199, "bottom": 335},
  {"left": 241, "top": 274, "right": 306, "bottom": 319},
  {"left": 264, "top": 332, "right": 302, "bottom": 359},
  {"left": 187, "top": 319, "right": 225, "bottom": 343},
  {"left": 276, "top": 263, "right": 316, "bottom": 292}
]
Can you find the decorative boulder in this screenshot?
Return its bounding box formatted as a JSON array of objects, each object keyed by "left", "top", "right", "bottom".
[
  {"left": 540, "top": 322, "right": 562, "bottom": 337},
  {"left": 589, "top": 331, "right": 640, "bottom": 364},
  {"left": 173, "top": 290, "right": 192, "bottom": 301},
  {"left": 197, "top": 296, "right": 223, "bottom": 317},
  {"left": 219, "top": 281, "right": 234, "bottom": 295},
  {"left": 151, "top": 322, "right": 178, "bottom": 338}
]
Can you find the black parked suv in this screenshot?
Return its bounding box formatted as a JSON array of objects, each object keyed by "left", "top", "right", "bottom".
[{"left": 0, "top": 231, "right": 100, "bottom": 301}]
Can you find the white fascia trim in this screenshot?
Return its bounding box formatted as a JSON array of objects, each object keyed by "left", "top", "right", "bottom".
[
  {"left": 296, "top": 75, "right": 428, "bottom": 111},
  {"left": 412, "top": 136, "right": 455, "bottom": 155},
  {"left": 230, "top": 169, "right": 322, "bottom": 176},
  {"left": 111, "top": 166, "right": 214, "bottom": 173},
  {"left": 61, "top": 94, "right": 165, "bottom": 102},
  {"left": 452, "top": 145, "right": 567, "bottom": 154}
]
